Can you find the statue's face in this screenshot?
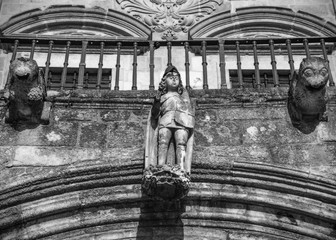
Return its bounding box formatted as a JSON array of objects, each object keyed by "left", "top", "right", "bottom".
[
  {"left": 299, "top": 57, "right": 329, "bottom": 89},
  {"left": 10, "top": 57, "right": 39, "bottom": 82},
  {"left": 166, "top": 73, "right": 180, "bottom": 91}
]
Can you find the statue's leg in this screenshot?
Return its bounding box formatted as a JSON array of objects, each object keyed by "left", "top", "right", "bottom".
[
  {"left": 174, "top": 128, "right": 189, "bottom": 170},
  {"left": 158, "top": 127, "right": 172, "bottom": 166}
]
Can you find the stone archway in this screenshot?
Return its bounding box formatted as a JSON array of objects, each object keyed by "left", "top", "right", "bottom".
[
  {"left": 189, "top": 6, "right": 336, "bottom": 38},
  {"left": 0, "top": 5, "right": 152, "bottom": 38}
]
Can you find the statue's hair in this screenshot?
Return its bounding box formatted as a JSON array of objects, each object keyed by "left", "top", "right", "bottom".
[{"left": 158, "top": 73, "right": 183, "bottom": 96}]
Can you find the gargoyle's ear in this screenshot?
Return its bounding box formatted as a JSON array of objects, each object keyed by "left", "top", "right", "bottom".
[{"left": 291, "top": 71, "right": 298, "bottom": 82}]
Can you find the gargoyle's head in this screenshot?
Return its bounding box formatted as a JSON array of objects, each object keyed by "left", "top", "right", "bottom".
[
  {"left": 298, "top": 57, "right": 329, "bottom": 89},
  {"left": 10, "top": 57, "right": 39, "bottom": 82}
]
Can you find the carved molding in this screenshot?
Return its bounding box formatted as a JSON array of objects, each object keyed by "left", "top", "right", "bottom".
[
  {"left": 189, "top": 6, "right": 336, "bottom": 38},
  {"left": 0, "top": 162, "right": 335, "bottom": 239},
  {"left": 0, "top": 5, "right": 152, "bottom": 38},
  {"left": 117, "top": 0, "right": 223, "bottom": 40}
]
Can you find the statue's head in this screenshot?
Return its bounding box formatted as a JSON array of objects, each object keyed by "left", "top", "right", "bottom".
[
  {"left": 298, "top": 57, "right": 329, "bottom": 89},
  {"left": 158, "top": 65, "right": 183, "bottom": 95},
  {"left": 10, "top": 57, "right": 39, "bottom": 83}
]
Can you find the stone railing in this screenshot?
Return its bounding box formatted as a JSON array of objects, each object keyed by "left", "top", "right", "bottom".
[{"left": 0, "top": 35, "right": 335, "bottom": 91}]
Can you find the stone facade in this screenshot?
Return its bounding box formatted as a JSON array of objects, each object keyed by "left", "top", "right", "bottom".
[{"left": 0, "top": 0, "right": 336, "bottom": 240}]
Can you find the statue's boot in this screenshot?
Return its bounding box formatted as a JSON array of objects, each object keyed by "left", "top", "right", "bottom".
[
  {"left": 176, "top": 145, "right": 186, "bottom": 171},
  {"left": 158, "top": 143, "right": 169, "bottom": 166}
]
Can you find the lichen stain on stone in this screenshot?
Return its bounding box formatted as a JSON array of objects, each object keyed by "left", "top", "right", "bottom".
[
  {"left": 46, "top": 131, "right": 62, "bottom": 142},
  {"left": 268, "top": 123, "right": 277, "bottom": 131},
  {"left": 249, "top": 145, "right": 269, "bottom": 158},
  {"left": 260, "top": 126, "right": 267, "bottom": 132},
  {"left": 246, "top": 126, "right": 258, "bottom": 137}
]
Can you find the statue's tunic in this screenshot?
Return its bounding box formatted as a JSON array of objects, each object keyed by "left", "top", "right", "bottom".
[{"left": 159, "top": 91, "right": 195, "bottom": 129}]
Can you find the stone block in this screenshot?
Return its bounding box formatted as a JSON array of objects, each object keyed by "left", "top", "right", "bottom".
[
  {"left": 79, "top": 122, "right": 107, "bottom": 148},
  {"left": 0, "top": 124, "right": 19, "bottom": 146},
  {"left": 241, "top": 120, "right": 318, "bottom": 145},
  {"left": 316, "top": 107, "right": 336, "bottom": 142},
  {"left": 13, "top": 146, "right": 102, "bottom": 166},
  {"left": 101, "top": 109, "right": 131, "bottom": 122},
  {"left": 194, "top": 120, "right": 242, "bottom": 146},
  {"left": 102, "top": 147, "right": 143, "bottom": 165},
  {"left": 216, "top": 107, "right": 287, "bottom": 120},
  {"left": 53, "top": 108, "right": 101, "bottom": 122},
  {"left": 193, "top": 145, "right": 271, "bottom": 165},
  {"left": 106, "top": 122, "right": 145, "bottom": 148},
  {"left": 269, "top": 143, "right": 336, "bottom": 176},
  {"left": 0, "top": 146, "right": 14, "bottom": 168},
  {"left": 14, "top": 122, "right": 78, "bottom": 146}
]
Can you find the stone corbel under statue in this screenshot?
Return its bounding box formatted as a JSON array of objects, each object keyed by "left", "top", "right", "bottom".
[
  {"left": 287, "top": 57, "right": 329, "bottom": 134},
  {"left": 143, "top": 66, "right": 195, "bottom": 201},
  {"left": 3, "top": 57, "right": 51, "bottom": 129}
]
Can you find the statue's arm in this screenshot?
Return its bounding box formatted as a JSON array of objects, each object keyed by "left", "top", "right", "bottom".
[{"left": 151, "top": 95, "right": 161, "bottom": 119}]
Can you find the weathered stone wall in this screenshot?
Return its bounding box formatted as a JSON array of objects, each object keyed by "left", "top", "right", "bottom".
[
  {"left": 0, "top": 88, "right": 335, "bottom": 239},
  {"left": 0, "top": 1, "right": 336, "bottom": 239}
]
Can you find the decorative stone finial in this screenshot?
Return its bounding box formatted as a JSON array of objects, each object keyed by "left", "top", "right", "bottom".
[
  {"left": 3, "top": 57, "right": 51, "bottom": 130},
  {"left": 144, "top": 65, "right": 195, "bottom": 201},
  {"left": 287, "top": 57, "right": 329, "bottom": 134}
]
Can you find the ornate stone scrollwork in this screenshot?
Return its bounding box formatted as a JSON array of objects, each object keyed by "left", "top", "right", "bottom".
[
  {"left": 144, "top": 66, "right": 195, "bottom": 201},
  {"left": 116, "top": 0, "right": 223, "bottom": 40},
  {"left": 287, "top": 57, "right": 329, "bottom": 134},
  {"left": 3, "top": 57, "right": 51, "bottom": 129}
]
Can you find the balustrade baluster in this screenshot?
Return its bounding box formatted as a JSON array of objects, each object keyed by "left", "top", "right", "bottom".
[
  {"left": 5, "top": 40, "right": 19, "bottom": 89},
  {"left": 202, "top": 41, "right": 208, "bottom": 89},
  {"left": 286, "top": 39, "right": 295, "bottom": 80},
  {"left": 184, "top": 42, "right": 191, "bottom": 90},
  {"left": 44, "top": 40, "right": 53, "bottom": 88},
  {"left": 30, "top": 40, "right": 36, "bottom": 60},
  {"left": 269, "top": 39, "right": 279, "bottom": 87},
  {"left": 73, "top": 71, "right": 77, "bottom": 89},
  {"left": 96, "top": 42, "right": 104, "bottom": 89},
  {"left": 149, "top": 41, "right": 155, "bottom": 90},
  {"left": 114, "top": 42, "right": 122, "bottom": 90},
  {"left": 236, "top": 41, "right": 243, "bottom": 88},
  {"left": 303, "top": 38, "right": 311, "bottom": 58},
  {"left": 219, "top": 39, "right": 227, "bottom": 89},
  {"left": 320, "top": 39, "right": 335, "bottom": 86},
  {"left": 85, "top": 72, "right": 89, "bottom": 89},
  {"left": 61, "top": 41, "right": 71, "bottom": 90},
  {"left": 263, "top": 73, "right": 268, "bottom": 88},
  {"left": 253, "top": 41, "right": 261, "bottom": 89},
  {"left": 77, "top": 41, "right": 88, "bottom": 89},
  {"left": 288, "top": 73, "right": 291, "bottom": 85},
  {"left": 132, "top": 42, "right": 138, "bottom": 90},
  {"left": 252, "top": 74, "right": 255, "bottom": 88},
  {"left": 167, "top": 42, "right": 172, "bottom": 67},
  {"left": 47, "top": 71, "right": 52, "bottom": 90}
]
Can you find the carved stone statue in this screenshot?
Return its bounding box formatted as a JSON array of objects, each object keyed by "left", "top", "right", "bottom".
[
  {"left": 3, "top": 57, "right": 51, "bottom": 129},
  {"left": 143, "top": 66, "right": 195, "bottom": 201},
  {"left": 287, "top": 57, "right": 329, "bottom": 134}
]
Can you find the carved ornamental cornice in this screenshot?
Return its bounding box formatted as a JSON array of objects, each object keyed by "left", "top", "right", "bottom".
[{"left": 116, "top": 0, "right": 223, "bottom": 40}]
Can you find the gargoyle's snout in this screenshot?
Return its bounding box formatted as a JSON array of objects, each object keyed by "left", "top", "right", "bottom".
[{"left": 309, "top": 77, "right": 328, "bottom": 89}]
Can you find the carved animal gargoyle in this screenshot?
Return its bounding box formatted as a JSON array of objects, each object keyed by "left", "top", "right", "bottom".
[
  {"left": 143, "top": 66, "right": 195, "bottom": 201},
  {"left": 3, "top": 57, "right": 51, "bottom": 129},
  {"left": 287, "top": 57, "right": 329, "bottom": 134}
]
